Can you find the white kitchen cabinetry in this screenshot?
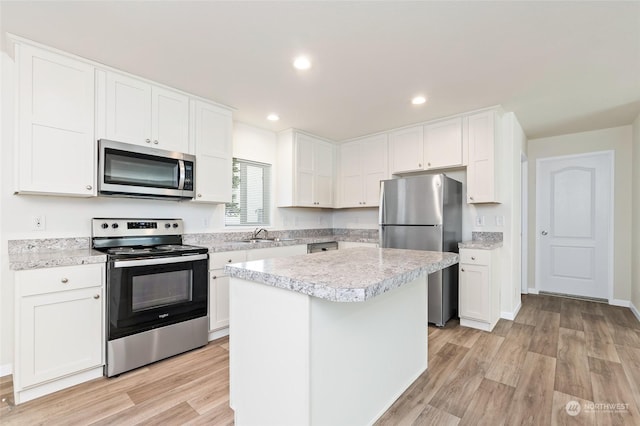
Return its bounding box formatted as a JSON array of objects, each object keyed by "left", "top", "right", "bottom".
[
  {"left": 190, "top": 100, "right": 233, "bottom": 203},
  {"left": 208, "top": 245, "right": 308, "bottom": 337},
  {"left": 209, "top": 251, "right": 247, "bottom": 332},
  {"left": 101, "top": 71, "right": 190, "bottom": 153},
  {"left": 388, "top": 126, "right": 424, "bottom": 174},
  {"left": 466, "top": 110, "right": 501, "bottom": 203},
  {"left": 14, "top": 43, "right": 96, "bottom": 197},
  {"left": 338, "top": 134, "right": 388, "bottom": 208},
  {"left": 458, "top": 248, "right": 499, "bottom": 332},
  {"left": 423, "top": 117, "right": 464, "bottom": 170},
  {"left": 277, "top": 130, "right": 335, "bottom": 208},
  {"left": 14, "top": 264, "right": 105, "bottom": 404}
]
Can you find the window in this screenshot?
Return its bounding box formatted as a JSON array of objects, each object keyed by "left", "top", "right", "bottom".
[{"left": 225, "top": 158, "right": 271, "bottom": 226}]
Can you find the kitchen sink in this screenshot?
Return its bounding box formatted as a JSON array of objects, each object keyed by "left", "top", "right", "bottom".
[{"left": 238, "top": 238, "right": 298, "bottom": 243}]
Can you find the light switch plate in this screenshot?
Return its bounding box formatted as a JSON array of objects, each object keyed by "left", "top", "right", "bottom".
[
  {"left": 475, "top": 215, "right": 485, "bottom": 226},
  {"left": 495, "top": 215, "right": 504, "bottom": 226}
]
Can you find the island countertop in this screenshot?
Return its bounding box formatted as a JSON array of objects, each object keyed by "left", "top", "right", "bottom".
[{"left": 225, "top": 246, "right": 459, "bottom": 302}]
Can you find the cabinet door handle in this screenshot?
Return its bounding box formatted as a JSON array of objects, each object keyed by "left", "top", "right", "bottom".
[
  {"left": 418, "top": 163, "right": 422, "bottom": 168},
  {"left": 61, "top": 278, "right": 69, "bottom": 283},
  {"left": 471, "top": 256, "right": 476, "bottom": 260},
  {"left": 86, "top": 185, "right": 92, "bottom": 190},
  {"left": 212, "top": 276, "right": 217, "bottom": 280},
  {"left": 469, "top": 196, "right": 474, "bottom": 201},
  {"left": 541, "top": 230, "right": 548, "bottom": 236},
  {"left": 427, "top": 162, "right": 431, "bottom": 167},
  {"left": 461, "top": 268, "right": 465, "bottom": 272},
  {"left": 145, "top": 139, "right": 151, "bottom": 144},
  {"left": 197, "top": 193, "right": 202, "bottom": 198},
  {"left": 228, "top": 259, "right": 232, "bottom": 263},
  {"left": 93, "top": 294, "right": 100, "bottom": 299},
  {"left": 153, "top": 140, "right": 159, "bottom": 145}
]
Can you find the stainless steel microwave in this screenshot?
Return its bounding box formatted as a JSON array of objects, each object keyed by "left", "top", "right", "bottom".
[{"left": 98, "top": 139, "right": 195, "bottom": 200}]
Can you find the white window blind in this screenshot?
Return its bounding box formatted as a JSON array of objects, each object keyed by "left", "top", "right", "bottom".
[{"left": 225, "top": 158, "right": 271, "bottom": 226}]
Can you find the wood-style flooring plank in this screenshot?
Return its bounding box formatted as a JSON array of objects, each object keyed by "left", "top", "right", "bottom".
[
  {"left": 555, "top": 327, "right": 593, "bottom": 401},
  {"left": 607, "top": 320, "right": 640, "bottom": 348},
  {"left": 539, "top": 294, "right": 562, "bottom": 313},
  {"left": 514, "top": 301, "right": 538, "bottom": 326},
  {"left": 458, "top": 378, "right": 515, "bottom": 426},
  {"left": 484, "top": 322, "right": 535, "bottom": 387},
  {"left": 615, "top": 345, "right": 640, "bottom": 417},
  {"left": 528, "top": 310, "right": 560, "bottom": 357},
  {"left": 491, "top": 318, "right": 513, "bottom": 337},
  {"left": 429, "top": 333, "right": 504, "bottom": 418},
  {"left": 551, "top": 391, "right": 596, "bottom": 426},
  {"left": 559, "top": 298, "right": 585, "bottom": 331},
  {"left": 136, "top": 401, "right": 199, "bottom": 426},
  {"left": 182, "top": 402, "right": 234, "bottom": 426},
  {"left": 588, "top": 356, "right": 640, "bottom": 425},
  {"left": 375, "top": 343, "right": 469, "bottom": 426},
  {"left": 582, "top": 312, "right": 621, "bottom": 362},
  {"left": 411, "top": 404, "right": 460, "bottom": 426},
  {"left": 503, "top": 351, "right": 556, "bottom": 426}
]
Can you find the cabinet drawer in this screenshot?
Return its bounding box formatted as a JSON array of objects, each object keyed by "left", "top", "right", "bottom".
[
  {"left": 210, "top": 251, "right": 247, "bottom": 270},
  {"left": 459, "top": 250, "right": 491, "bottom": 265},
  {"left": 17, "top": 264, "right": 105, "bottom": 297}
]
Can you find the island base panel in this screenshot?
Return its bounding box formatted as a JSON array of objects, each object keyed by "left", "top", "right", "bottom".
[{"left": 230, "top": 276, "right": 428, "bottom": 426}]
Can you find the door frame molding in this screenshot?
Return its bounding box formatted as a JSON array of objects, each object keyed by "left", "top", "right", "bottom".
[{"left": 534, "top": 150, "right": 615, "bottom": 302}]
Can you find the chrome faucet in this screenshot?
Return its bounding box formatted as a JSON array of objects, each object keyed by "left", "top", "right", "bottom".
[{"left": 252, "top": 228, "right": 268, "bottom": 239}]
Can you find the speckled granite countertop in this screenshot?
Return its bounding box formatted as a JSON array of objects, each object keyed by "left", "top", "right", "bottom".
[
  {"left": 9, "top": 249, "right": 107, "bottom": 271},
  {"left": 8, "top": 229, "right": 379, "bottom": 271},
  {"left": 225, "top": 247, "right": 459, "bottom": 302},
  {"left": 458, "top": 240, "right": 503, "bottom": 250},
  {"left": 458, "top": 231, "right": 503, "bottom": 250}
]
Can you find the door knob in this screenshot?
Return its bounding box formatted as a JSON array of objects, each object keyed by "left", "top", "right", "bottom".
[{"left": 541, "top": 230, "right": 548, "bottom": 236}]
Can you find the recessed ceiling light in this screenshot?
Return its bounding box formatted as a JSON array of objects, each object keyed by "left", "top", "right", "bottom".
[
  {"left": 267, "top": 114, "right": 280, "bottom": 121},
  {"left": 293, "top": 56, "right": 311, "bottom": 70},
  {"left": 411, "top": 96, "right": 427, "bottom": 105}
]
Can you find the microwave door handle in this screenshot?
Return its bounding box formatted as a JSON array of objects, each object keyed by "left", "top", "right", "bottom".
[{"left": 178, "top": 160, "right": 186, "bottom": 190}]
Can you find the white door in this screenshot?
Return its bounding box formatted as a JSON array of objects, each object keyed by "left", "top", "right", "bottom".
[{"left": 536, "top": 151, "right": 612, "bottom": 299}]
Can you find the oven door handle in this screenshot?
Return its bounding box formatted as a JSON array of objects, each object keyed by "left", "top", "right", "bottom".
[{"left": 113, "top": 253, "right": 208, "bottom": 268}]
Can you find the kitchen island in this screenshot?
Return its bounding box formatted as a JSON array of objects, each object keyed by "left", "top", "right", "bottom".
[{"left": 225, "top": 247, "right": 458, "bottom": 426}]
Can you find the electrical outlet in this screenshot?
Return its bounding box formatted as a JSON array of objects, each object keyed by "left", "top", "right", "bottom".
[
  {"left": 32, "top": 215, "right": 46, "bottom": 231},
  {"left": 475, "top": 215, "right": 485, "bottom": 227},
  {"left": 496, "top": 215, "right": 504, "bottom": 226}
]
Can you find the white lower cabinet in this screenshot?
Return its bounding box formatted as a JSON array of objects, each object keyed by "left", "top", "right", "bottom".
[
  {"left": 458, "top": 248, "right": 500, "bottom": 331},
  {"left": 208, "top": 245, "right": 307, "bottom": 337},
  {"left": 14, "top": 263, "right": 105, "bottom": 404}
]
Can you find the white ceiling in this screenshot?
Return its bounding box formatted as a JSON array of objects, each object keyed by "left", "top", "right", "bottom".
[{"left": 1, "top": 1, "right": 639, "bottom": 141}]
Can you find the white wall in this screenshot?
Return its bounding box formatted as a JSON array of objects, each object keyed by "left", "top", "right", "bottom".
[
  {"left": 632, "top": 115, "right": 640, "bottom": 313},
  {"left": 527, "top": 125, "right": 634, "bottom": 302}
]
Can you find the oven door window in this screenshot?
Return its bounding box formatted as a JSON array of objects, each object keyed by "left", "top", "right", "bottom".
[
  {"left": 108, "top": 258, "right": 208, "bottom": 340},
  {"left": 104, "top": 148, "right": 180, "bottom": 189}
]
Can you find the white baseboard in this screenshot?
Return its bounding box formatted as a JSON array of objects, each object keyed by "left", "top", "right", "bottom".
[
  {"left": 528, "top": 287, "right": 539, "bottom": 294},
  {"left": 0, "top": 363, "right": 12, "bottom": 378},
  {"left": 208, "top": 327, "right": 229, "bottom": 342},
  {"left": 609, "top": 299, "right": 631, "bottom": 307},
  {"left": 630, "top": 302, "right": 640, "bottom": 322},
  {"left": 501, "top": 301, "right": 522, "bottom": 321}
]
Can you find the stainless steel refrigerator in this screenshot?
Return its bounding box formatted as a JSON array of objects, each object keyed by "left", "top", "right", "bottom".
[{"left": 379, "top": 174, "right": 462, "bottom": 326}]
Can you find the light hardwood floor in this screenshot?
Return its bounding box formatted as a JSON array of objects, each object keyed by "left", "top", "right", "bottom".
[{"left": 2, "top": 294, "right": 640, "bottom": 425}]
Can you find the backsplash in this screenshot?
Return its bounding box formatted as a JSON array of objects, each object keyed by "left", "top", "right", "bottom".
[{"left": 471, "top": 232, "right": 503, "bottom": 243}]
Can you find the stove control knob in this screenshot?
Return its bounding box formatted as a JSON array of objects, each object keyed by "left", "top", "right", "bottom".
[
  {"left": 101, "top": 223, "right": 109, "bottom": 229},
  {"left": 165, "top": 223, "right": 171, "bottom": 229},
  {"left": 172, "top": 223, "right": 179, "bottom": 228},
  {"left": 111, "top": 223, "right": 119, "bottom": 229}
]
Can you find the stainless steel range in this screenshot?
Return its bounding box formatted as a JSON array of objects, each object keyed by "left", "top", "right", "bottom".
[{"left": 92, "top": 218, "right": 209, "bottom": 377}]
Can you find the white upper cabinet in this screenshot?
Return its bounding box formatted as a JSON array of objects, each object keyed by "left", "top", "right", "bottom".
[
  {"left": 102, "top": 71, "right": 189, "bottom": 153},
  {"left": 466, "top": 110, "right": 501, "bottom": 203},
  {"left": 423, "top": 117, "right": 464, "bottom": 170},
  {"left": 338, "top": 134, "right": 388, "bottom": 208},
  {"left": 388, "top": 126, "right": 424, "bottom": 174},
  {"left": 190, "top": 100, "right": 233, "bottom": 203},
  {"left": 277, "top": 130, "right": 335, "bottom": 208},
  {"left": 15, "top": 43, "right": 96, "bottom": 196}
]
